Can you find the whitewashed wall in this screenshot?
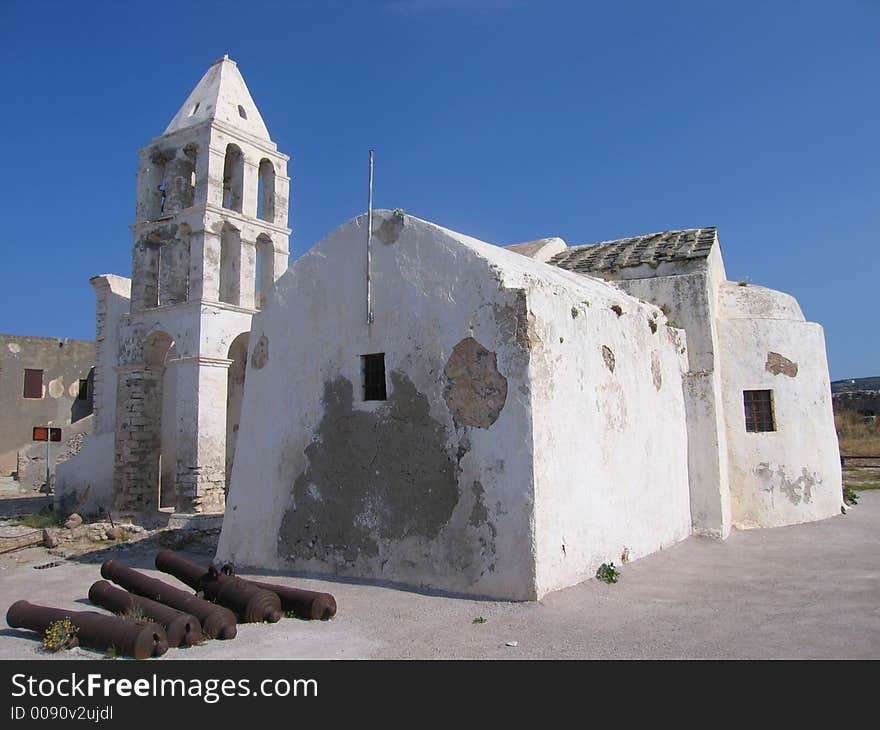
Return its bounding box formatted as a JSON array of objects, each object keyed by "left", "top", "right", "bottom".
[
  {"left": 598, "top": 246, "right": 731, "bottom": 538},
  {"left": 717, "top": 282, "right": 842, "bottom": 528},
  {"left": 218, "top": 213, "right": 539, "bottom": 598},
  {"left": 525, "top": 270, "right": 692, "bottom": 596}
]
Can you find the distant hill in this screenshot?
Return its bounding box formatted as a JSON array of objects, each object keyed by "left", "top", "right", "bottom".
[{"left": 831, "top": 377, "right": 880, "bottom": 394}]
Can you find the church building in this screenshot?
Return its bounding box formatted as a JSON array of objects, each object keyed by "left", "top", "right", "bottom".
[{"left": 58, "top": 58, "right": 842, "bottom": 601}]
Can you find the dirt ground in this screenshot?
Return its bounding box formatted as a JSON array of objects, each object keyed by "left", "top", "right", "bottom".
[{"left": 1, "top": 492, "right": 878, "bottom": 660}]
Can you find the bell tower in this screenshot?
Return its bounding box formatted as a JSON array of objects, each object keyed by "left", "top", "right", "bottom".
[{"left": 114, "top": 56, "right": 291, "bottom": 516}]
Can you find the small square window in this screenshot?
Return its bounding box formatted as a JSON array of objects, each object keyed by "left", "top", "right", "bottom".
[
  {"left": 362, "top": 353, "right": 387, "bottom": 401},
  {"left": 23, "top": 369, "right": 43, "bottom": 399},
  {"left": 743, "top": 390, "right": 775, "bottom": 432}
]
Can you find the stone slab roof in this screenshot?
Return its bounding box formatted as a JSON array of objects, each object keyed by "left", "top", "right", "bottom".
[{"left": 549, "top": 227, "right": 717, "bottom": 274}]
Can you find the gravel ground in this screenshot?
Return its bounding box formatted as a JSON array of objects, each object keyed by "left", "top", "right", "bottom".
[{"left": 1, "top": 492, "right": 878, "bottom": 660}]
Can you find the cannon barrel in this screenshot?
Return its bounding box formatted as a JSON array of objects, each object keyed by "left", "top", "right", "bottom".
[
  {"left": 154, "top": 549, "right": 204, "bottom": 591},
  {"left": 155, "top": 551, "right": 282, "bottom": 624},
  {"left": 88, "top": 580, "right": 203, "bottom": 648},
  {"left": 101, "top": 560, "right": 237, "bottom": 640},
  {"left": 247, "top": 580, "right": 337, "bottom": 621},
  {"left": 6, "top": 600, "right": 168, "bottom": 659},
  {"left": 219, "top": 563, "right": 336, "bottom": 620}
]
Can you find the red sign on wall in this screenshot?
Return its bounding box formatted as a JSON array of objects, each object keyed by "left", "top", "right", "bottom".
[{"left": 33, "top": 427, "right": 61, "bottom": 442}]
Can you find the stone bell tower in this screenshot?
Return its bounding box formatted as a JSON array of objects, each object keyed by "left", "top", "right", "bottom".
[{"left": 113, "top": 56, "right": 290, "bottom": 516}]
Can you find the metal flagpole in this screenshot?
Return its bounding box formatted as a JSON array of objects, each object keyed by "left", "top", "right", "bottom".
[
  {"left": 46, "top": 420, "right": 51, "bottom": 493},
  {"left": 366, "top": 149, "right": 374, "bottom": 326}
]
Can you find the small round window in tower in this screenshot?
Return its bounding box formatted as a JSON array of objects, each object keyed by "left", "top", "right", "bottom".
[
  {"left": 237, "top": 105, "right": 248, "bottom": 120},
  {"left": 189, "top": 102, "right": 200, "bottom": 116}
]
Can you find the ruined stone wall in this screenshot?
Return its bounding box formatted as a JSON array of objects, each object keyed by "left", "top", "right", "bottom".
[
  {"left": 108, "top": 302, "right": 252, "bottom": 515},
  {"left": 0, "top": 334, "right": 95, "bottom": 486},
  {"left": 54, "top": 276, "right": 131, "bottom": 515},
  {"left": 717, "top": 282, "right": 842, "bottom": 527}
]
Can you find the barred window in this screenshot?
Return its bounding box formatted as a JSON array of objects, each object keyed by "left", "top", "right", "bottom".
[
  {"left": 743, "top": 390, "right": 775, "bottom": 432},
  {"left": 362, "top": 353, "right": 387, "bottom": 401}
]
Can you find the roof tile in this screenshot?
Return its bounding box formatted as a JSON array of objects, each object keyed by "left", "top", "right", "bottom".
[{"left": 549, "top": 227, "right": 717, "bottom": 274}]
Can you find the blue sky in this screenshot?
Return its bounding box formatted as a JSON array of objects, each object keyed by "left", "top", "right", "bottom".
[{"left": 0, "top": 0, "right": 876, "bottom": 379}]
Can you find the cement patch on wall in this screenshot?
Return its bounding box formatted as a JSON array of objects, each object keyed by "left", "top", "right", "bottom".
[
  {"left": 374, "top": 215, "right": 404, "bottom": 244},
  {"left": 278, "top": 372, "right": 460, "bottom": 566}
]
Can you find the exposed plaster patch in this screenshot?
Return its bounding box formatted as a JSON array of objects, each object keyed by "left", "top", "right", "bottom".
[
  {"left": 651, "top": 351, "right": 662, "bottom": 391},
  {"left": 7, "top": 343, "right": 20, "bottom": 354},
  {"left": 250, "top": 334, "right": 269, "bottom": 370},
  {"left": 492, "top": 289, "right": 537, "bottom": 360},
  {"left": 443, "top": 337, "right": 508, "bottom": 429},
  {"left": 277, "top": 373, "right": 459, "bottom": 566},
  {"left": 602, "top": 345, "right": 615, "bottom": 373},
  {"left": 48, "top": 377, "right": 65, "bottom": 399},
  {"left": 468, "top": 480, "right": 497, "bottom": 573},
  {"left": 766, "top": 352, "right": 798, "bottom": 378},
  {"left": 468, "top": 480, "right": 491, "bottom": 530},
  {"left": 755, "top": 463, "right": 818, "bottom": 505}
]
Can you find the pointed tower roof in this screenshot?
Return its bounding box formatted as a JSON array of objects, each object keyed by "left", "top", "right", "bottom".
[{"left": 164, "top": 55, "right": 271, "bottom": 140}]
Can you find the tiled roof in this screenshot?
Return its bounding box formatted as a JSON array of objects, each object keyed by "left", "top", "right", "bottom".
[{"left": 548, "top": 227, "right": 717, "bottom": 274}]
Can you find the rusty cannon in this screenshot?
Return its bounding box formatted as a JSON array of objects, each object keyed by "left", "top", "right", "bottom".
[
  {"left": 247, "top": 580, "right": 336, "bottom": 621},
  {"left": 101, "top": 559, "right": 237, "bottom": 640},
  {"left": 6, "top": 600, "right": 168, "bottom": 659},
  {"left": 88, "top": 580, "right": 203, "bottom": 648},
  {"left": 155, "top": 551, "right": 282, "bottom": 624},
  {"left": 219, "top": 566, "right": 337, "bottom": 621}
]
